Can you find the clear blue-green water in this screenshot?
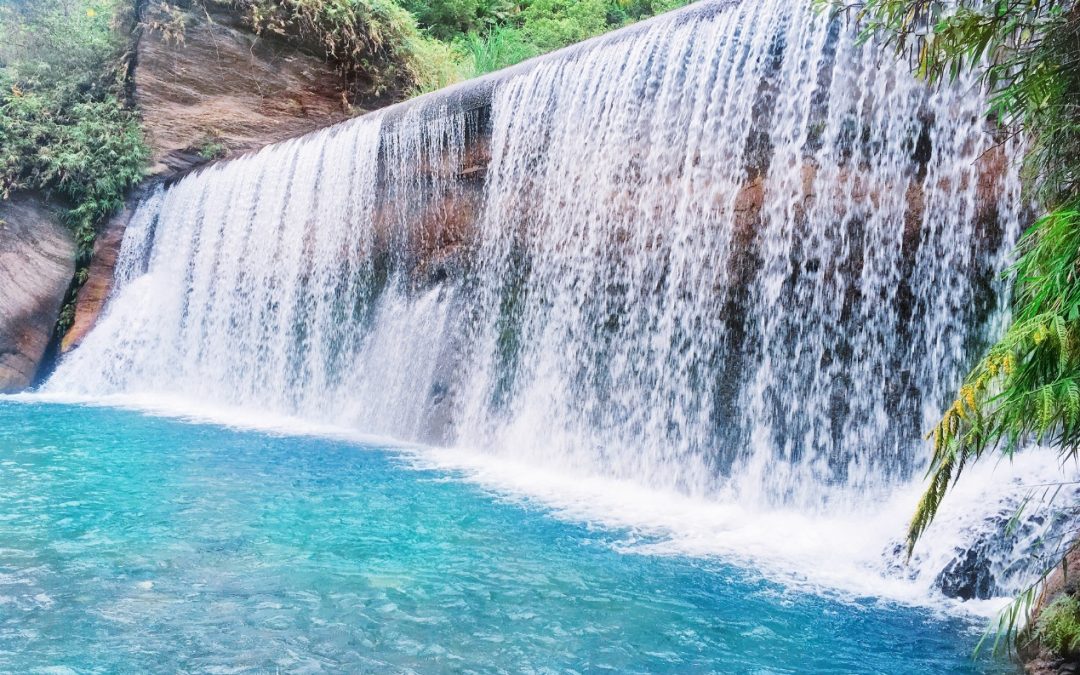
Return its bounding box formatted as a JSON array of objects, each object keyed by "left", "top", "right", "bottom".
[{"left": 0, "top": 400, "right": 1014, "bottom": 673}]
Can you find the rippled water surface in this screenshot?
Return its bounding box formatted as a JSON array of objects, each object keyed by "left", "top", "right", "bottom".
[{"left": 0, "top": 401, "right": 1013, "bottom": 673}]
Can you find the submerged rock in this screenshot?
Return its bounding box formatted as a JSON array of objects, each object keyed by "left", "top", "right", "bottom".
[
  {"left": 928, "top": 496, "right": 1071, "bottom": 604},
  {"left": 0, "top": 194, "right": 75, "bottom": 392}
]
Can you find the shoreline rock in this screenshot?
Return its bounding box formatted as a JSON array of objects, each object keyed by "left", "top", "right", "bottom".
[{"left": 0, "top": 194, "right": 76, "bottom": 392}]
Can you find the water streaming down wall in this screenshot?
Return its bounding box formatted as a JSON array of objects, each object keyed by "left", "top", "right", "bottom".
[
  {"left": 452, "top": 3, "right": 1024, "bottom": 507},
  {"left": 48, "top": 0, "right": 1036, "bottom": 595}
]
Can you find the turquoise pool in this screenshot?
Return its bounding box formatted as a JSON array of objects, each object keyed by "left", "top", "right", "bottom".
[{"left": 0, "top": 401, "right": 1013, "bottom": 673}]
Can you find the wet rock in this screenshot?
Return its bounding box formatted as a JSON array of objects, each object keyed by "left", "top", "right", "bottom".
[
  {"left": 1021, "top": 548, "right": 1080, "bottom": 674},
  {"left": 935, "top": 541, "right": 996, "bottom": 601},
  {"left": 60, "top": 204, "right": 138, "bottom": 354},
  {"left": 880, "top": 541, "right": 919, "bottom": 582},
  {"left": 930, "top": 502, "right": 1068, "bottom": 603},
  {"left": 0, "top": 194, "right": 76, "bottom": 392}
]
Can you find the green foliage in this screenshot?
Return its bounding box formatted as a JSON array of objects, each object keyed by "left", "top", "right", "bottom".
[
  {"left": 517, "top": 0, "right": 609, "bottom": 51},
  {"left": 401, "top": 29, "right": 462, "bottom": 92},
  {"left": 197, "top": 137, "right": 229, "bottom": 161},
  {"left": 0, "top": 81, "right": 148, "bottom": 251},
  {"left": 457, "top": 25, "right": 537, "bottom": 74},
  {"left": 1037, "top": 595, "right": 1080, "bottom": 657},
  {"left": 417, "top": 0, "right": 694, "bottom": 78},
  {"left": 0, "top": 0, "right": 121, "bottom": 82},
  {"left": 54, "top": 297, "right": 78, "bottom": 338},
  {"left": 234, "top": 0, "right": 454, "bottom": 96},
  {"left": 398, "top": 0, "right": 517, "bottom": 40},
  {"left": 0, "top": 0, "right": 148, "bottom": 255}
]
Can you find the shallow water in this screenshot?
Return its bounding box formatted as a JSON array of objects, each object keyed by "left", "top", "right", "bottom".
[{"left": 0, "top": 401, "right": 1014, "bottom": 673}]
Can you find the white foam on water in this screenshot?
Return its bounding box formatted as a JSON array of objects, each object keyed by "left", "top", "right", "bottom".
[{"left": 408, "top": 439, "right": 1077, "bottom": 619}]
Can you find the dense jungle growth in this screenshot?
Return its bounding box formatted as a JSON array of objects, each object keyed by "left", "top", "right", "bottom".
[{"left": 0, "top": 0, "right": 147, "bottom": 256}]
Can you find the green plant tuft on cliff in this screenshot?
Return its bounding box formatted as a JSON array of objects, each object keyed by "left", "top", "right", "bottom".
[
  {"left": 224, "top": 0, "right": 458, "bottom": 96},
  {"left": 0, "top": 81, "right": 148, "bottom": 253},
  {"left": 1037, "top": 595, "right": 1080, "bottom": 657},
  {"left": 196, "top": 135, "right": 229, "bottom": 160}
]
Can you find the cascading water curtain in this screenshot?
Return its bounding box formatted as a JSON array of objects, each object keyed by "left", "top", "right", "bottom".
[
  {"left": 50, "top": 0, "right": 1022, "bottom": 513},
  {"left": 454, "top": 0, "right": 1023, "bottom": 508}
]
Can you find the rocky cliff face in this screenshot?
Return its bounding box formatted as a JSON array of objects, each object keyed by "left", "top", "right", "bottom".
[
  {"left": 136, "top": 0, "right": 354, "bottom": 175},
  {"left": 0, "top": 0, "right": 363, "bottom": 388},
  {"left": 52, "top": 0, "right": 361, "bottom": 360},
  {"left": 0, "top": 195, "right": 76, "bottom": 393},
  {"left": 60, "top": 203, "right": 137, "bottom": 354}
]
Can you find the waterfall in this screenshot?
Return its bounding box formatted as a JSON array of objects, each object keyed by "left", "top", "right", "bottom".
[{"left": 48, "top": 0, "right": 1047, "bottom": 602}]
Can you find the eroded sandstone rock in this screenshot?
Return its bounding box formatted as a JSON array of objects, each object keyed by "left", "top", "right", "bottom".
[
  {"left": 0, "top": 194, "right": 75, "bottom": 392},
  {"left": 136, "top": 0, "right": 354, "bottom": 175},
  {"left": 61, "top": 204, "right": 136, "bottom": 354},
  {"left": 56, "top": 0, "right": 362, "bottom": 355}
]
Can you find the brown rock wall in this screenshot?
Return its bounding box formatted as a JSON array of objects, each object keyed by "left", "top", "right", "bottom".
[
  {"left": 136, "top": 0, "right": 354, "bottom": 175},
  {"left": 0, "top": 195, "right": 76, "bottom": 392}
]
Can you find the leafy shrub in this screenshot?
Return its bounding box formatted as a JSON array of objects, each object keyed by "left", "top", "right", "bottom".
[
  {"left": 400, "top": 29, "right": 463, "bottom": 92},
  {"left": 517, "top": 0, "right": 608, "bottom": 51},
  {"left": 0, "top": 0, "right": 148, "bottom": 254},
  {"left": 406, "top": 0, "right": 693, "bottom": 78},
  {"left": 234, "top": 0, "right": 458, "bottom": 96},
  {"left": 196, "top": 136, "right": 229, "bottom": 160},
  {"left": 0, "top": 0, "right": 121, "bottom": 83},
  {"left": 1038, "top": 595, "right": 1080, "bottom": 658},
  {"left": 398, "top": 0, "right": 517, "bottom": 40}
]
